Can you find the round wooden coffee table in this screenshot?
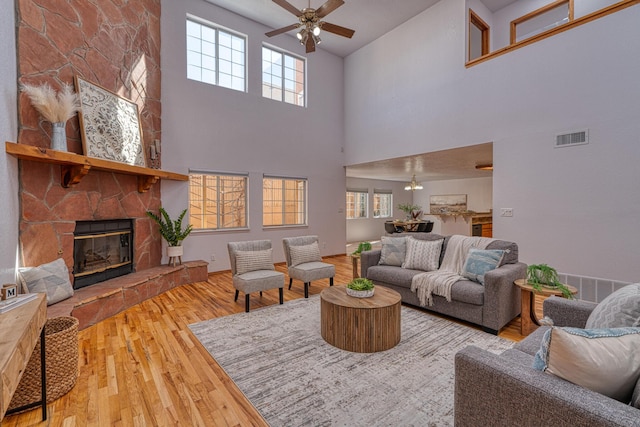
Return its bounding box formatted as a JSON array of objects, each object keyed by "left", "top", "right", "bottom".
[{"left": 320, "top": 285, "right": 401, "bottom": 353}]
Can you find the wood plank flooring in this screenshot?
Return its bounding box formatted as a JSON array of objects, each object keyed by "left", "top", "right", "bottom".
[{"left": 3, "top": 255, "right": 541, "bottom": 426}]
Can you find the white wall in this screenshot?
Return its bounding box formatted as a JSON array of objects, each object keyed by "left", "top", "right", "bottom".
[
  {"left": 345, "top": 177, "right": 413, "bottom": 243},
  {"left": 413, "top": 177, "right": 492, "bottom": 235},
  {"left": 345, "top": 0, "right": 640, "bottom": 282},
  {"left": 0, "top": 0, "right": 19, "bottom": 283},
  {"left": 161, "top": 0, "right": 346, "bottom": 272}
]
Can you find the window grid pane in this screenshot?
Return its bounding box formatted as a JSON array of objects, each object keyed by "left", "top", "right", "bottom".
[
  {"left": 263, "top": 177, "right": 307, "bottom": 226},
  {"left": 346, "top": 191, "right": 368, "bottom": 219},
  {"left": 262, "top": 46, "right": 305, "bottom": 107},
  {"left": 186, "top": 19, "right": 246, "bottom": 92},
  {"left": 189, "top": 173, "right": 247, "bottom": 230},
  {"left": 373, "top": 193, "right": 392, "bottom": 218}
]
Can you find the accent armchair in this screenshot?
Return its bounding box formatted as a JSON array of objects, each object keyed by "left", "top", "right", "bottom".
[
  {"left": 282, "top": 236, "right": 334, "bottom": 298},
  {"left": 227, "top": 240, "right": 284, "bottom": 312}
]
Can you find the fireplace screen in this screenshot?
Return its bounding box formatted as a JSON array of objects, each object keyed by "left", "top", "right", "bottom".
[{"left": 73, "top": 220, "right": 133, "bottom": 289}]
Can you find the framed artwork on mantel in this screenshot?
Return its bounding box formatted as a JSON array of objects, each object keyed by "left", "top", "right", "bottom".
[{"left": 74, "top": 76, "right": 146, "bottom": 167}]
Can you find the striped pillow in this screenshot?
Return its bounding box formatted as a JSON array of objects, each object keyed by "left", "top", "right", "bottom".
[
  {"left": 235, "top": 249, "right": 274, "bottom": 275},
  {"left": 289, "top": 242, "right": 322, "bottom": 266}
]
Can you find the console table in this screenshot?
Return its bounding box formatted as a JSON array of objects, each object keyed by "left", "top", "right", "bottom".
[{"left": 0, "top": 293, "right": 47, "bottom": 421}]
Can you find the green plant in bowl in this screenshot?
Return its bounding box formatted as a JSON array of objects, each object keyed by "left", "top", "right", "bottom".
[
  {"left": 347, "top": 278, "right": 375, "bottom": 291},
  {"left": 526, "top": 264, "right": 574, "bottom": 299}
]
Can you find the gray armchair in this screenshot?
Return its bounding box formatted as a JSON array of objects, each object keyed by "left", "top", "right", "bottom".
[
  {"left": 227, "top": 240, "right": 284, "bottom": 312},
  {"left": 282, "top": 235, "right": 334, "bottom": 298}
]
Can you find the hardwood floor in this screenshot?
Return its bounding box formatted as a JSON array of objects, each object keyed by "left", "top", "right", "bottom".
[{"left": 3, "top": 255, "right": 541, "bottom": 426}]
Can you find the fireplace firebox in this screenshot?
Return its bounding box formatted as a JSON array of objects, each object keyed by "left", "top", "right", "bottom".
[{"left": 73, "top": 219, "right": 134, "bottom": 289}]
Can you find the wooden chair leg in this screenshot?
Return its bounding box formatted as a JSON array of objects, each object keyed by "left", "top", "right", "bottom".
[
  {"left": 234, "top": 289, "right": 239, "bottom": 301},
  {"left": 245, "top": 294, "right": 250, "bottom": 312},
  {"left": 304, "top": 283, "right": 309, "bottom": 298},
  {"left": 330, "top": 277, "right": 334, "bottom": 286},
  {"left": 279, "top": 288, "right": 284, "bottom": 304},
  {"left": 288, "top": 278, "right": 293, "bottom": 290}
]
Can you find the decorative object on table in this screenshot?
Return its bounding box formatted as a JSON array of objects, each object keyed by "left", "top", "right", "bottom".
[
  {"left": 351, "top": 241, "right": 372, "bottom": 256},
  {"left": 146, "top": 207, "right": 193, "bottom": 266},
  {"left": 526, "top": 263, "right": 574, "bottom": 299},
  {"left": 20, "top": 82, "right": 81, "bottom": 151},
  {"left": 429, "top": 194, "right": 467, "bottom": 214},
  {"left": 1, "top": 283, "right": 17, "bottom": 300},
  {"left": 397, "top": 203, "right": 421, "bottom": 220},
  {"left": 0, "top": 293, "right": 38, "bottom": 314},
  {"left": 8, "top": 316, "right": 79, "bottom": 413},
  {"left": 148, "top": 139, "right": 161, "bottom": 169},
  {"left": 74, "top": 76, "right": 146, "bottom": 167},
  {"left": 346, "top": 277, "right": 375, "bottom": 298}
]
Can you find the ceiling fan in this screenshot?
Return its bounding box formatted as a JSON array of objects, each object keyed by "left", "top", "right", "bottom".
[{"left": 265, "top": 0, "right": 355, "bottom": 53}]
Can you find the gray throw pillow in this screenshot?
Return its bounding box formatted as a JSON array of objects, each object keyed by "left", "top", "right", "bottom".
[
  {"left": 585, "top": 283, "right": 640, "bottom": 329},
  {"left": 235, "top": 249, "right": 274, "bottom": 275},
  {"left": 633, "top": 377, "right": 640, "bottom": 409},
  {"left": 289, "top": 242, "right": 322, "bottom": 266},
  {"left": 378, "top": 236, "right": 406, "bottom": 266},
  {"left": 17, "top": 258, "right": 74, "bottom": 305}
]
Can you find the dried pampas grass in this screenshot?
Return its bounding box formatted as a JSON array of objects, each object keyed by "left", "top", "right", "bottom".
[{"left": 21, "top": 82, "right": 81, "bottom": 123}]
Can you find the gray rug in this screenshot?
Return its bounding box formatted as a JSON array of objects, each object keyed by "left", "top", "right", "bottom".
[{"left": 189, "top": 296, "right": 513, "bottom": 426}]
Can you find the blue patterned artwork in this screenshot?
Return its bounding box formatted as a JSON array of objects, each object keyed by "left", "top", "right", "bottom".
[{"left": 74, "top": 76, "right": 146, "bottom": 167}]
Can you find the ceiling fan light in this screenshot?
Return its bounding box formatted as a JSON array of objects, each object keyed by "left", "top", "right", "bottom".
[
  {"left": 296, "top": 30, "right": 303, "bottom": 40},
  {"left": 312, "top": 34, "right": 321, "bottom": 45},
  {"left": 313, "top": 25, "right": 321, "bottom": 36}
]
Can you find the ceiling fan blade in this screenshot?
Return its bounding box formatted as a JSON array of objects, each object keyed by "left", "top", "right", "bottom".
[
  {"left": 315, "top": 0, "right": 344, "bottom": 18},
  {"left": 306, "top": 35, "right": 316, "bottom": 53},
  {"left": 272, "top": 0, "right": 302, "bottom": 17},
  {"left": 321, "top": 22, "right": 355, "bottom": 38},
  {"left": 265, "top": 23, "right": 301, "bottom": 37}
]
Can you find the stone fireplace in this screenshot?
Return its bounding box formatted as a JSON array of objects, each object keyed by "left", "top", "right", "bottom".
[{"left": 73, "top": 219, "right": 134, "bottom": 289}]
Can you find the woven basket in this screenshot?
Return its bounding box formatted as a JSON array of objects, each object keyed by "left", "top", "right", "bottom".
[{"left": 7, "top": 316, "right": 79, "bottom": 412}]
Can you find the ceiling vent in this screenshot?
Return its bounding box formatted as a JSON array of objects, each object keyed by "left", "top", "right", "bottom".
[{"left": 555, "top": 129, "right": 588, "bottom": 148}]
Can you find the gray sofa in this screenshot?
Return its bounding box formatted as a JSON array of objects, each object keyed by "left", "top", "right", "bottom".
[
  {"left": 455, "top": 297, "right": 640, "bottom": 426},
  {"left": 361, "top": 233, "right": 526, "bottom": 334}
]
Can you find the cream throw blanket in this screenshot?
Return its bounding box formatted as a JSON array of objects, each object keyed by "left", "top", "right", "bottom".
[{"left": 410, "top": 235, "right": 494, "bottom": 306}]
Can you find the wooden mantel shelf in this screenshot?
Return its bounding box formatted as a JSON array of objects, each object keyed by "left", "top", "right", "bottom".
[{"left": 5, "top": 141, "right": 188, "bottom": 192}]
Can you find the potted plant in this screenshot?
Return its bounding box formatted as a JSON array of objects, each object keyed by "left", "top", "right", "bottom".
[
  {"left": 346, "top": 277, "right": 375, "bottom": 298},
  {"left": 351, "top": 241, "right": 372, "bottom": 256},
  {"left": 526, "top": 264, "right": 574, "bottom": 299},
  {"left": 146, "top": 208, "right": 193, "bottom": 264},
  {"left": 397, "top": 203, "right": 421, "bottom": 220}
]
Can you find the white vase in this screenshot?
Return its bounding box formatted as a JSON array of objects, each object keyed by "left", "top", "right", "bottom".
[
  {"left": 51, "top": 122, "right": 67, "bottom": 151},
  {"left": 166, "top": 245, "right": 183, "bottom": 266}
]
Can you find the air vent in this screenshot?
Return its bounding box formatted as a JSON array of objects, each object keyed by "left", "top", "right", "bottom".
[{"left": 555, "top": 129, "right": 588, "bottom": 148}]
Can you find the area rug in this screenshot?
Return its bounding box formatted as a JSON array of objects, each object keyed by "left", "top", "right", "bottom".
[{"left": 189, "top": 296, "right": 513, "bottom": 426}]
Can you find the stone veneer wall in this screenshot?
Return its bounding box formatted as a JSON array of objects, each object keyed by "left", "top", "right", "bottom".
[{"left": 16, "top": 0, "right": 163, "bottom": 275}]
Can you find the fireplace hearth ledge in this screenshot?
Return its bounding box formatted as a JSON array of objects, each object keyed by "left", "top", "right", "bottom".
[{"left": 46, "top": 260, "right": 208, "bottom": 330}]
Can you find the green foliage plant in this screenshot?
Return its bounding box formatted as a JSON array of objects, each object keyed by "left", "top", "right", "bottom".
[
  {"left": 146, "top": 207, "right": 193, "bottom": 247},
  {"left": 397, "top": 203, "right": 421, "bottom": 214},
  {"left": 352, "top": 241, "right": 372, "bottom": 255},
  {"left": 347, "top": 278, "right": 375, "bottom": 291},
  {"left": 526, "top": 263, "right": 574, "bottom": 299}
]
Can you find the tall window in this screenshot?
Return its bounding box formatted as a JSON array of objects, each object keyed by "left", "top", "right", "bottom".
[
  {"left": 189, "top": 172, "right": 248, "bottom": 230},
  {"left": 186, "top": 17, "right": 246, "bottom": 92},
  {"left": 263, "top": 176, "right": 307, "bottom": 226},
  {"left": 373, "top": 191, "right": 392, "bottom": 218},
  {"left": 346, "top": 190, "right": 368, "bottom": 219},
  {"left": 262, "top": 46, "right": 305, "bottom": 106},
  {"left": 469, "top": 9, "right": 490, "bottom": 61}
]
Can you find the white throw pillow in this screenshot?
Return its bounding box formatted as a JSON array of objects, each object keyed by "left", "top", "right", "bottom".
[
  {"left": 402, "top": 237, "right": 443, "bottom": 272},
  {"left": 17, "top": 258, "right": 74, "bottom": 305},
  {"left": 533, "top": 327, "right": 640, "bottom": 403},
  {"left": 235, "top": 249, "right": 274, "bottom": 275},
  {"left": 585, "top": 283, "right": 640, "bottom": 329},
  {"left": 289, "top": 242, "right": 322, "bottom": 266}
]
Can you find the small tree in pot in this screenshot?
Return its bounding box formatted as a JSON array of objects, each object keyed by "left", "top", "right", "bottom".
[{"left": 146, "top": 207, "right": 193, "bottom": 265}]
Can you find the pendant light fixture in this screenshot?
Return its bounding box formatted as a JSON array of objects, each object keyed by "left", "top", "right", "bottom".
[{"left": 404, "top": 174, "right": 423, "bottom": 191}]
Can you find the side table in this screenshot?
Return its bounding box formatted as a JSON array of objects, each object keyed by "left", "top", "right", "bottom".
[
  {"left": 350, "top": 254, "right": 360, "bottom": 278},
  {"left": 514, "top": 279, "right": 578, "bottom": 336},
  {"left": 0, "top": 293, "right": 47, "bottom": 421}
]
